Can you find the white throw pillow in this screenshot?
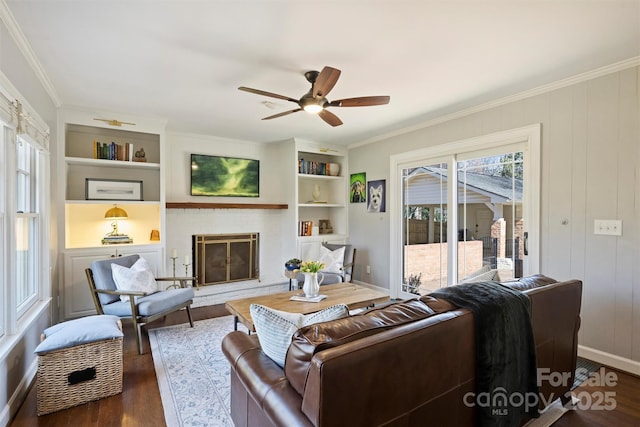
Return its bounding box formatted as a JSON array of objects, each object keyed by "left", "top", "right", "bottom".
[
  {"left": 249, "top": 303, "right": 349, "bottom": 367},
  {"left": 111, "top": 257, "right": 159, "bottom": 302},
  {"left": 318, "top": 246, "right": 345, "bottom": 275}
]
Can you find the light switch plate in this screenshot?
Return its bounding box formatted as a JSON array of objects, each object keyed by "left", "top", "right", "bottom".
[{"left": 594, "top": 219, "right": 622, "bottom": 236}]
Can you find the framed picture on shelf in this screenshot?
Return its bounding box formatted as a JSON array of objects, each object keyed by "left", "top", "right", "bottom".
[
  {"left": 85, "top": 178, "right": 143, "bottom": 201},
  {"left": 319, "top": 219, "right": 333, "bottom": 234},
  {"left": 190, "top": 153, "right": 259, "bottom": 197}
]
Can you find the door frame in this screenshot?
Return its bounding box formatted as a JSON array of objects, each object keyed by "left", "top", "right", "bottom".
[{"left": 389, "top": 124, "right": 541, "bottom": 299}]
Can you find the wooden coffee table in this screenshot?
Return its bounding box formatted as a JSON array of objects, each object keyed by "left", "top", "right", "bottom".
[{"left": 225, "top": 282, "right": 390, "bottom": 332}]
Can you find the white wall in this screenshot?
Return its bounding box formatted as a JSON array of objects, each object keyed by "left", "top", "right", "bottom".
[
  {"left": 348, "top": 65, "right": 640, "bottom": 372},
  {"left": 164, "top": 132, "right": 292, "bottom": 305},
  {"left": 0, "top": 19, "right": 57, "bottom": 427}
]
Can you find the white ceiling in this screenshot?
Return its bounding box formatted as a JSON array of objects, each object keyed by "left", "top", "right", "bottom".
[{"left": 5, "top": 1, "right": 640, "bottom": 146}]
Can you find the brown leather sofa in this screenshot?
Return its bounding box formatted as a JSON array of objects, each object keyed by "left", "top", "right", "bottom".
[{"left": 222, "top": 276, "right": 582, "bottom": 427}]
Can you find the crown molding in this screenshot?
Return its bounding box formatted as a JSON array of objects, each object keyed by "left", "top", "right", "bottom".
[
  {"left": 350, "top": 56, "right": 640, "bottom": 149},
  {"left": 0, "top": 0, "right": 62, "bottom": 107}
]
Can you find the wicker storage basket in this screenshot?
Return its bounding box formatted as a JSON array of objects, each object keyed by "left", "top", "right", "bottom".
[{"left": 36, "top": 336, "right": 123, "bottom": 415}]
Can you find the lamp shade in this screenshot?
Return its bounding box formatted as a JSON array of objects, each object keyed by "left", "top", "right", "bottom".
[{"left": 104, "top": 206, "right": 128, "bottom": 219}]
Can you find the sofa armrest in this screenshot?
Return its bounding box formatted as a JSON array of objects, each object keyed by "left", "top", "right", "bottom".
[
  {"left": 524, "top": 279, "right": 582, "bottom": 407},
  {"left": 222, "top": 331, "right": 312, "bottom": 427},
  {"left": 96, "top": 288, "right": 147, "bottom": 297}
]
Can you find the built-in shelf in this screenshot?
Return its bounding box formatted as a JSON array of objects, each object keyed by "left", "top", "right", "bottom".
[
  {"left": 298, "top": 203, "right": 345, "bottom": 208},
  {"left": 166, "top": 202, "right": 288, "bottom": 210},
  {"left": 65, "top": 156, "right": 160, "bottom": 170},
  {"left": 297, "top": 174, "right": 343, "bottom": 180}
]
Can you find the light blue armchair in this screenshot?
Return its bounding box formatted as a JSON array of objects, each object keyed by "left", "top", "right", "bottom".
[{"left": 85, "top": 254, "right": 194, "bottom": 354}]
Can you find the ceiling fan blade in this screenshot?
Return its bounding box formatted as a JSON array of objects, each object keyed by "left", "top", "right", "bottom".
[
  {"left": 313, "top": 66, "right": 341, "bottom": 98},
  {"left": 238, "top": 86, "right": 299, "bottom": 103},
  {"left": 329, "top": 96, "right": 390, "bottom": 107},
  {"left": 262, "top": 108, "right": 302, "bottom": 120},
  {"left": 318, "top": 109, "right": 343, "bottom": 127}
]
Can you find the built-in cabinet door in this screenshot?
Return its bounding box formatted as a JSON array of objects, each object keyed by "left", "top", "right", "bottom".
[{"left": 63, "top": 247, "right": 162, "bottom": 319}]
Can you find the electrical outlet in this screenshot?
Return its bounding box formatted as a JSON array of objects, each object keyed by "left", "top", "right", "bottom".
[
  {"left": 594, "top": 219, "right": 622, "bottom": 236},
  {"left": 366, "top": 265, "right": 371, "bottom": 274}
]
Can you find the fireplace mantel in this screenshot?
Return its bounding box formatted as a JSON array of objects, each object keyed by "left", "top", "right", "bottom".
[{"left": 166, "top": 202, "right": 288, "bottom": 210}]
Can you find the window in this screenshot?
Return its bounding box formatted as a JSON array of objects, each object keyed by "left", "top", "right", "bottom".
[
  {"left": 0, "top": 91, "right": 49, "bottom": 341},
  {"left": 15, "top": 137, "right": 41, "bottom": 315},
  {"left": 390, "top": 125, "right": 540, "bottom": 299}
]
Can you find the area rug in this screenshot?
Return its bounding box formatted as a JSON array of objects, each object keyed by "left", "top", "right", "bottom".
[
  {"left": 149, "top": 316, "right": 237, "bottom": 427},
  {"left": 149, "top": 317, "right": 599, "bottom": 427}
]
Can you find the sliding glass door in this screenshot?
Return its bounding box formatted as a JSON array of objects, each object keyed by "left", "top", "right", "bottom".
[
  {"left": 391, "top": 125, "right": 539, "bottom": 298},
  {"left": 456, "top": 151, "right": 524, "bottom": 284},
  {"left": 401, "top": 161, "right": 448, "bottom": 294}
]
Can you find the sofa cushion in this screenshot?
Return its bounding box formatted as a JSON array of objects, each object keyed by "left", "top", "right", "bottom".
[
  {"left": 318, "top": 245, "right": 345, "bottom": 275},
  {"left": 250, "top": 304, "right": 349, "bottom": 367},
  {"left": 285, "top": 298, "right": 435, "bottom": 395},
  {"left": 34, "top": 315, "right": 123, "bottom": 354},
  {"left": 101, "top": 287, "right": 194, "bottom": 317},
  {"left": 419, "top": 295, "right": 457, "bottom": 313},
  {"left": 460, "top": 265, "right": 497, "bottom": 283},
  {"left": 111, "top": 257, "right": 158, "bottom": 302},
  {"left": 90, "top": 254, "right": 140, "bottom": 305},
  {"left": 502, "top": 274, "right": 557, "bottom": 291}
]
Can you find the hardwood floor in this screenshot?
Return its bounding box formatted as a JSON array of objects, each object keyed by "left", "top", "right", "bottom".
[
  {"left": 9, "top": 305, "right": 640, "bottom": 427},
  {"left": 10, "top": 304, "right": 229, "bottom": 427},
  {"left": 553, "top": 367, "right": 640, "bottom": 427}
]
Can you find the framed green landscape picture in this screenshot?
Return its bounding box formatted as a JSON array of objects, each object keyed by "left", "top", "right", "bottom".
[{"left": 190, "top": 154, "right": 259, "bottom": 197}]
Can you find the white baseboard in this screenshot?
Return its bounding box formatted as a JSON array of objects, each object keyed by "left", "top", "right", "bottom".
[
  {"left": 578, "top": 345, "right": 640, "bottom": 376},
  {"left": 0, "top": 359, "right": 37, "bottom": 427},
  {"left": 350, "top": 280, "right": 391, "bottom": 297}
]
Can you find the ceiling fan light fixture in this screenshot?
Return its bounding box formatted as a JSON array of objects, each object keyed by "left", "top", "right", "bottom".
[
  {"left": 238, "top": 66, "right": 390, "bottom": 126},
  {"left": 303, "top": 104, "right": 323, "bottom": 114}
]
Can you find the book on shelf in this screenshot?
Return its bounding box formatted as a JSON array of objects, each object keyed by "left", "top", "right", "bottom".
[
  {"left": 101, "top": 235, "right": 133, "bottom": 244},
  {"left": 290, "top": 294, "right": 327, "bottom": 303},
  {"left": 298, "top": 159, "right": 336, "bottom": 176},
  {"left": 298, "top": 220, "right": 313, "bottom": 236},
  {"left": 92, "top": 140, "right": 135, "bottom": 161}
]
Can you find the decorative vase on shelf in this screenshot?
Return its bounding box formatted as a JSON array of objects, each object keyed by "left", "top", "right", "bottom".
[
  {"left": 312, "top": 184, "right": 321, "bottom": 202},
  {"left": 302, "top": 272, "right": 324, "bottom": 298},
  {"left": 327, "top": 163, "right": 340, "bottom": 176}
]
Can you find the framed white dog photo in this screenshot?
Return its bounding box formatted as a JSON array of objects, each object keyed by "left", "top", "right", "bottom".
[{"left": 367, "top": 179, "right": 386, "bottom": 213}]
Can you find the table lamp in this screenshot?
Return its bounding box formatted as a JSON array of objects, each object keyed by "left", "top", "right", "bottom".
[{"left": 102, "top": 205, "right": 133, "bottom": 244}]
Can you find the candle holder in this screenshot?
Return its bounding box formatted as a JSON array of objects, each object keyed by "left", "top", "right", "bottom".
[
  {"left": 183, "top": 261, "right": 191, "bottom": 278},
  {"left": 170, "top": 255, "right": 178, "bottom": 286}
]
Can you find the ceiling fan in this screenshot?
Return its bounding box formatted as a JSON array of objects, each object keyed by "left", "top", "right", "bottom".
[{"left": 238, "top": 66, "right": 390, "bottom": 127}]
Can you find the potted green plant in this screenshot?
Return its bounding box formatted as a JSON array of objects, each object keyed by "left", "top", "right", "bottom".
[
  {"left": 285, "top": 258, "right": 302, "bottom": 271},
  {"left": 403, "top": 272, "right": 422, "bottom": 295}
]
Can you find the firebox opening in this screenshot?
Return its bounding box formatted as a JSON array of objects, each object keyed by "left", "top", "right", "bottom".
[{"left": 193, "top": 233, "right": 259, "bottom": 286}]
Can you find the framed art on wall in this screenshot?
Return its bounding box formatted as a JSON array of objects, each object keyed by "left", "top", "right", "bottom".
[
  {"left": 190, "top": 154, "right": 260, "bottom": 197},
  {"left": 85, "top": 178, "right": 143, "bottom": 201},
  {"left": 350, "top": 172, "right": 366, "bottom": 203},
  {"left": 367, "top": 179, "right": 386, "bottom": 212}
]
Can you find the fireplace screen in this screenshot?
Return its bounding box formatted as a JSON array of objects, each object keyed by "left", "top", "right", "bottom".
[{"left": 193, "top": 233, "right": 259, "bottom": 286}]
